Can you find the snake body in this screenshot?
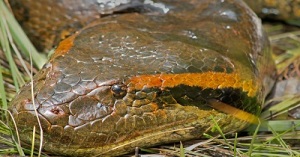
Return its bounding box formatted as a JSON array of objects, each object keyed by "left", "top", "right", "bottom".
[{"left": 9, "top": 0, "right": 276, "bottom": 156}]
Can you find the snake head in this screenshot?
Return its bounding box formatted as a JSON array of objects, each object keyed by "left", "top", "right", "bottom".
[{"left": 8, "top": 0, "right": 276, "bottom": 156}]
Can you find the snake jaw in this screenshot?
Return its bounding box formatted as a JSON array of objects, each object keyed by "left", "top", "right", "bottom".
[{"left": 9, "top": 66, "right": 263, "bottom": 155}]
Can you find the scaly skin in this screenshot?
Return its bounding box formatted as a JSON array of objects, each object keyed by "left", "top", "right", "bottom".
[
  {"left": 11, "top": 0, "right": 300, "bottom": 52},
  {"left": 8, "top": 0, "right": 276, "bottom": 156}
]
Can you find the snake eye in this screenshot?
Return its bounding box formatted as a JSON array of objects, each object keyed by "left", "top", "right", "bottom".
[{"left": 111, "top": 84, "right": 127, "bottom": 97}]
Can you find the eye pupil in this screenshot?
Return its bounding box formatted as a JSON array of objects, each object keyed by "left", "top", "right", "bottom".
[{"left": 111, "top": 84, "right": 127, "bottom": 97}]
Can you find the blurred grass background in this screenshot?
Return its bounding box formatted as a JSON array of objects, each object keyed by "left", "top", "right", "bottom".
[{"left": 1, "top": 0, "right": 300, "bottom": 156}]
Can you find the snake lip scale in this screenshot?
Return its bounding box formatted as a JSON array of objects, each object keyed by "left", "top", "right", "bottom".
[{"left": 8, "top": 0, "right": 276, "bottom": 156}]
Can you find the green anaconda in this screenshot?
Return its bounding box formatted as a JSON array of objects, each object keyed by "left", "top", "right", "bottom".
[{"left": 8, "top": 0, "right": 277, "bottom": 156}]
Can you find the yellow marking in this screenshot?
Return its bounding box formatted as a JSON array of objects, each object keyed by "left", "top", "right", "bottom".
[
  {"left": 208, "top": 99, "right": 259, "bottom": 124},
  {"left": 128, "top": 72, "right": 258, "bottom": 97},
  {"left": 50, "top": 33, "right": 78, "bottom": 60}
]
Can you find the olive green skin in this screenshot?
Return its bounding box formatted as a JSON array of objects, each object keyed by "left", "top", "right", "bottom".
[
  {"left": 10, "top": 0, "right": 300, "bottom": 52},
  {"left": 9, "top": 0, "right": 276, "bottom": 156}
]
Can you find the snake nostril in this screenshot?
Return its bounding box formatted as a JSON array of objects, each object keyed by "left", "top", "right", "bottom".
[
  {"left": 50, "top": 106, "right": 63, "bottom": 115},
  {"left": 111, "top": 84, "right": 127, "bottom": 98}
]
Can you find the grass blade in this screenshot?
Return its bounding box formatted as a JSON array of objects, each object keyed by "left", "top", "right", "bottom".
[
  {"left": 0, "top": 64, "right": 7, "bottom": 117},
  {"left": 0, "top": 0, "right": 47, "bottom": 69}
]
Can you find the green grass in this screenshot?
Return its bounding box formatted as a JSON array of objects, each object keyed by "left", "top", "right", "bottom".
[
  {"left": 1, "top": 0, "right": 300, "bottom": 156},
  {"left": 0, "top": 0, "right": 46, "bottom": 156}
]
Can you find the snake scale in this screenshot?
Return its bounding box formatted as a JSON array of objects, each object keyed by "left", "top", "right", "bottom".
[{"left": 8, "top": 0, "right": 277, "bottom": 156}]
